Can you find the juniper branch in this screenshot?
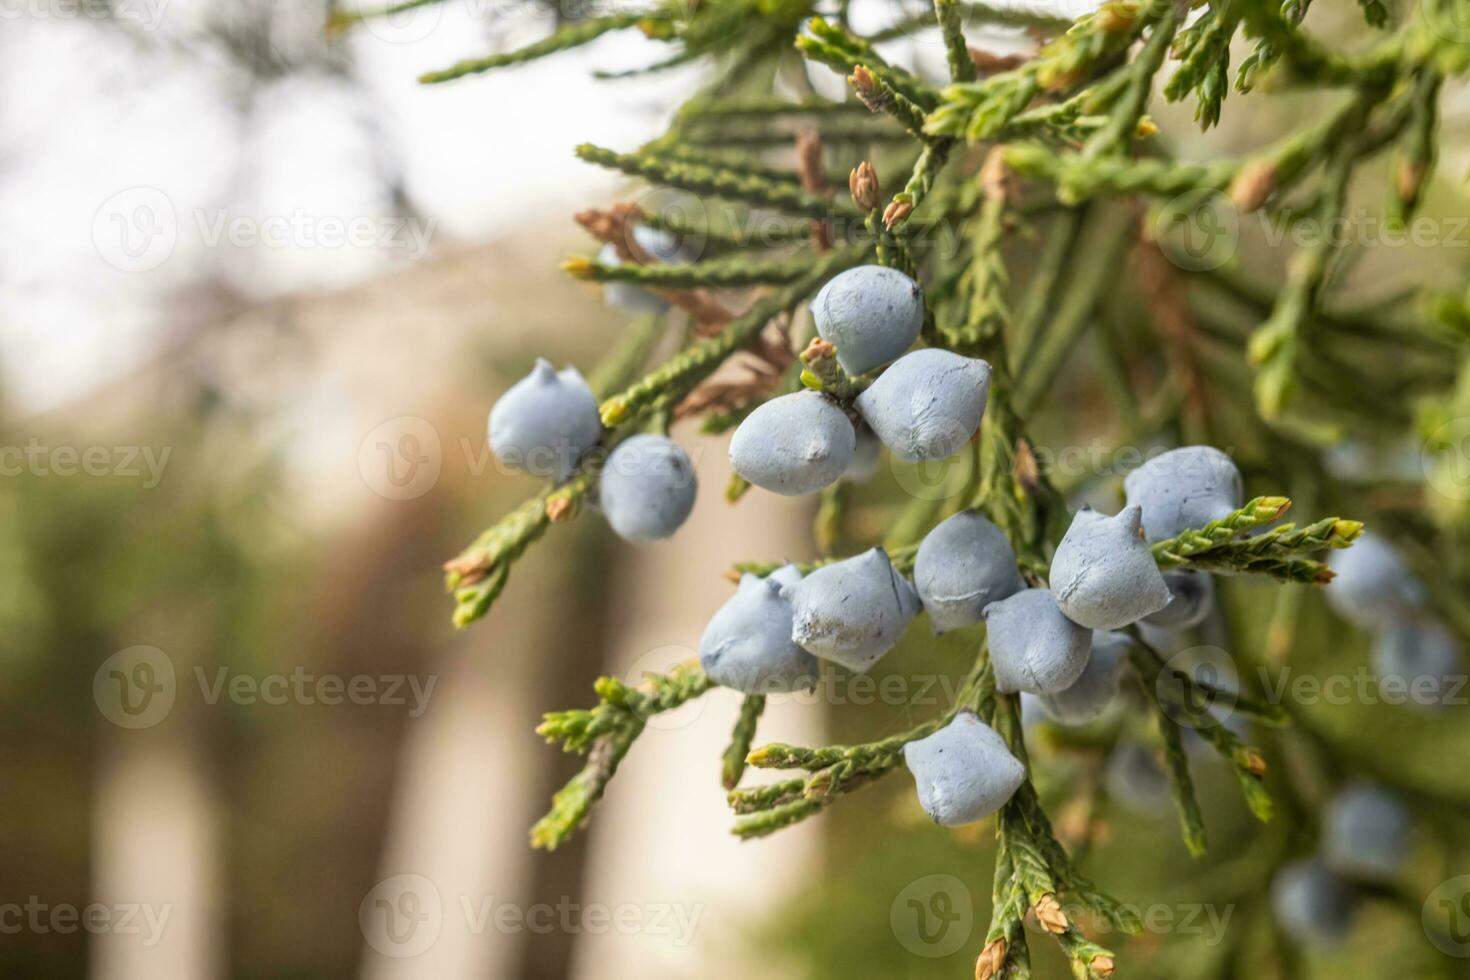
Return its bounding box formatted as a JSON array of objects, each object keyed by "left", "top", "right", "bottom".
[
  {"left": 532, "top": 661, "right": 713, "bottom": 849},
  {"left": 576, "top": 144, "right": 862, "bottom": 220},
  {"left": 417, "top": 15, "right": 646, "bottom": 84}
]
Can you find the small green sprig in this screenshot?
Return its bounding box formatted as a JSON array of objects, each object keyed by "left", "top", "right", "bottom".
[
  {"left": 576, "top": 144, "right": 860, "bottom": 221},
  {"left": 1151, "top": 496, "right": 1363, "bottom": 582},
  {"left": 563, "top": 251, "right": 817, "bottom": 289},
  {"left": 722, "top": 694, "right": 766, "bottom": 791},
  {"left": 416, "top": 15, "right": 647, "bottom": 84},
  {"left": 532, "top": 661, "right": 713, "bottom": 849}
]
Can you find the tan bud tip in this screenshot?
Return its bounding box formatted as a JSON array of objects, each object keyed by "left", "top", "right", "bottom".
[
  {"left": 1243, "top": 749, "right": 1267, "bottom": 776},
  {"left": 849, "top": 65, "right": 877, "bottom": 96},
  {"left": 1230, "top": 161, "right": 1278, "bottom": 212},
  {"left": 882, "top": 198, "right": 914, "bottom": 229},
  {"left": 546, "top": 496, "right": 576, "bottom": 523},
  {"left": 801, "top": 337, "right": 837, "bottom": 364},
  {"left": 1396, "top": 159, "right": 1425, "bottom": 204},
  {"left": 1035, "top": 893, "right": 1069, "bottom": 934},
  {"left": 1092, "top": 954, "right": 1116, "bottom": 977},
  {"left": 849, "top": 161, "right": 881, "bottom": 211},
  {"left": 976, "top": 938, "right": 1007, "bottom": 980}
]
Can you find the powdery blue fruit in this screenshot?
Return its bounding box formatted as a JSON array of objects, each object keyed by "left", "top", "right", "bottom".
[
  {"left": 597, "top": 434, "right": 697, "bottom": 541},
  {"left": 1049, "top": 506, "right": 1171, "bottom": 630},
  {"left": 902, "top": 711, "right": 1025, "bottom": 826},
  {"left": 1323, "top": 782, "right": 1412, "bottom": 882},
  {"left": 785, "top": 547, "right": 921, "bottom": 672},
  {"left": 1372, "top": 618, "right": 1463, "bottom": 711},
  {"left": 1325, "top": 531, "right": 1426, "bottom": 629},
  {"left": 1123, "top": 446, "right": 1243, "bottom": 543},
  {"left": 1038, "top": 631, "right": 1131, "bottom": 726},
  {"left": 488, "top": 358, "right": 602, "bottom": 483},
  {"left": 729, "top": 391, "right": 856, "bottom": 496},
  {"left": 1105, "top": 743, "right": 1172, "bottom": 815},
  {"left": 854, "top": 349, "right": 991, "bottom": 462},
  {"left": 812, "top": 265, "right": 924, "bottom": 376},
  {"left": 597, "top": 225, "right": 694, "bottom": 315},
  {"left": 700, "top": 566, "right": 819, "bottom": 694},
  {"left": 913, "top": 510, "right": 1023, "bottom": 634},
  {"left": 1142, "top": 570, "right": 1215, "bottom": 630},
  {"left": 983, "top": 589, "right": 1093, "bottom": 695},
  {"left": 1272, "top": 859, "right": 1357, "bottom": 947}
]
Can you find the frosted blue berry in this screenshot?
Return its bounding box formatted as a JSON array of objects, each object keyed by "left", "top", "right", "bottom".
[
  {"left": 1039, "top": 631, "right": 1131, "bottom": 727},
  {"left": 1050, "top": 505, "right": 1171, "bottom": 630},
  {"left": 1372, "top": 618, "right": 1463, "bottom": 711},
  {"left": 488, "top": 358, "right": 601, "bottom": 483},
  {"left": 1142, "top": 570, "right": 1215, "bottom": 630},
  {"left": 1323, "top": 782, "right": 1412, "bottom": 882},
  {"left": 598, "top": 225, "right": 693, "bottom": 315},
  {"left": 983, "top": 588, "right": 1092, "bottom": 695},
  {"left": 1123, "top": 446, "right": 1243, "bottom": 543},
  {"left": 785, "top": 547, "right": 921, "bottom": 672},
  {"left": 812, "top": 264, "right": 924, "bottom": 376},
  {"left": 729, "top": 391, "right": 856, "bottom": 496},
  {"left": 1272, "top": 859, "right": 1356, "bottom": 947},
  {"left": 854, "top": 348, "right": 991, "bottom": 462},
  {"left": 913, "top": 511, "right": 1023, "bottom": 634},
  {"left": 1105, "top": 743, "right": 1172, "bottom": 814},
  {"left": 700, "top": 567, "right": 819, "bottom": 694},
  {"left": 1325, "top": 531, "right": 1426, "bottom": 629},
  {"left": 597, "top": 434, "right": 697, "bottom": 541},
  {"left": 902, "top": 711, "right": 1025, "bottom": 826}
]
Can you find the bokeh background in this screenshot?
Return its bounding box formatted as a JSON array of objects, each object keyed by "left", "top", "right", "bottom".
[{"left": 3, "top": 0, "right": 1469, "bottom": 977}]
